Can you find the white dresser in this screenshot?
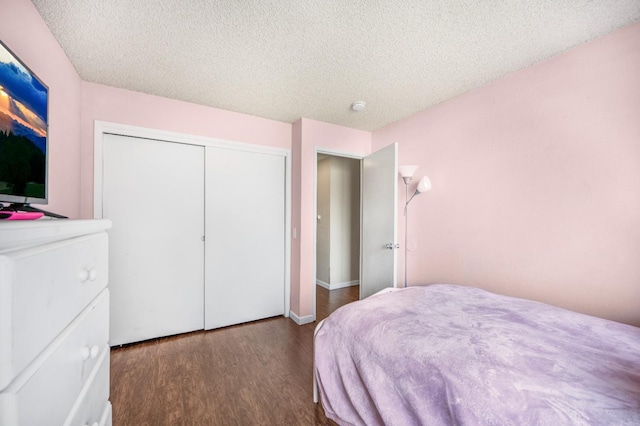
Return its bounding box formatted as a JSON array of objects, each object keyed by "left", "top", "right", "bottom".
[{"left": 0, "top": 219, "right": 112, "bottom": 426}]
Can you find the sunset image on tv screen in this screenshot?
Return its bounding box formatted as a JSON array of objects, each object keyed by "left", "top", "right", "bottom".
[{"left": 0, "top": 41, "right": 48, "bottom": 200}]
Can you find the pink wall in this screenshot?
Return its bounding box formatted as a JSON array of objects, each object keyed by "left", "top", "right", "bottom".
[
  {"left": 290, "top": 121, "right": 303, "bottom": 316},
  {"left": 80, "top": 82, "right": 291, "bottom": 218},
  {"left": 373, "top": 22, "right": 640, "bottom": 326},
  {"left": 291, "top": 118, "right": 371, "bottom": 319},
  {"left": 8, "top": 0, "right": 638, "bottom": 325},
  {"left": 1, "top": 0, "right": 83, "bottom": 218}
]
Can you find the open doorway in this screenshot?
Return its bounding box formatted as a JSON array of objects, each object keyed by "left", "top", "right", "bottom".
[{"left": 315, "top": 152, "right": 361, "bottom": 319}]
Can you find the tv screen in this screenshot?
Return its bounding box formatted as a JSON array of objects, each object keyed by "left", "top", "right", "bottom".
[{"left": 0, "top": 39, "right": 48, "bottom": 205}]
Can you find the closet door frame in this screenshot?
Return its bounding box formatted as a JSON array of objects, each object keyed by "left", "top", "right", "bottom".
[{"left": 93, "top": 120, "right": 291, "bottom": 319}]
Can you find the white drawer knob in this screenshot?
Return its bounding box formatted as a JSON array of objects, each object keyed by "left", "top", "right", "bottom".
[
  {"left": 79, "top": 268, "right": 98, "bottom": 283},
  {"left": 80, "top": 346, "right": 90, "bottom": 360},
  {"left": 81, "top": 345, "right": 100, "bottom": 360}
]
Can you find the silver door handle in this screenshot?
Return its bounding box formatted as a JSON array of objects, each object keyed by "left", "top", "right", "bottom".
[{"left": 385, "top": 243, "right": 399, "bottom": 249}]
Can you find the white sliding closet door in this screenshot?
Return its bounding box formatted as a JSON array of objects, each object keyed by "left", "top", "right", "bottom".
[
  {"left": 103, "top": 134, "right": 205, "bottom": 345},
  {"left": 205, "top": 147, "right": 285, "bottom": 329}
]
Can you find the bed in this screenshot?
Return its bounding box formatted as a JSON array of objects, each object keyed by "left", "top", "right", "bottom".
[{"left": 313, "top": 284, "right": 640, "bottom": 425}]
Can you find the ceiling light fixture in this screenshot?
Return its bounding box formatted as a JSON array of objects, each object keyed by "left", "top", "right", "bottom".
[{"left": 351, "top": 101, "right": 366, "bottom": 112}]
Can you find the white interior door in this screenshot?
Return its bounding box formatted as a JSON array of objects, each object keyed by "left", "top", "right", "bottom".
[
  {"left": 205, "top": 147, "right": 285, "bottom": 329},
  {"left": 103, "top": 134, "right": 205, "bottom": 345},
  {"left": 360, "top": 143, "right": 398, "bottom": 298}
]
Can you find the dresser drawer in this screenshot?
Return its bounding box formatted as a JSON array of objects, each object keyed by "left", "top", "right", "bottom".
[
  {"left": 0, "top": 233, "right": 108, "bottom": 390},
  {"left": 64, "top": 345, "right": 110, "bottom": 426},
  {"left": 99, "top": 401, "right": 113, "bottom": 426},
  {"left": 0, "top": 290, "right": 109, "bottom": 426}
]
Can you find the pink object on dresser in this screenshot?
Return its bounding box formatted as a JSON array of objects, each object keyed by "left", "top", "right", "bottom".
[{"left": 0, "top": 211, "right": 44, "bottom": 220}]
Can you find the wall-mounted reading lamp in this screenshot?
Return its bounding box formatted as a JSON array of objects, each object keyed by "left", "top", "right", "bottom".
[{"left": 398, "top": 165, "right": 432, "bottom": 288}]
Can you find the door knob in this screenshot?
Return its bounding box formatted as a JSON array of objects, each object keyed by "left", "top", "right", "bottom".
[{"left": 385, "top": 243, "right": 399, "bottom": 249}]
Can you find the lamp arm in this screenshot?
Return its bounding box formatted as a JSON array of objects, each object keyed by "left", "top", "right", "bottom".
[
  {"left": 402, "top": 187, "right": 419, "bottom": 288},
  {"left": 400, "top": 172, "right": 430, "bottom": 289},
  {"left": 404, "top": 189, "right": 420, "bottom": 214}
]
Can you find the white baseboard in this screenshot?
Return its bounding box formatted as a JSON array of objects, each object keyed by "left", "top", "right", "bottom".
[
  {"left": 316, "top": 279, "right": 359, "bottom": 291},
  {"left": 316, "top": 280, "right": 330, "bottom": 290},
  {"left": 289, "top": 311, "right": 315, "bottom": 325}
]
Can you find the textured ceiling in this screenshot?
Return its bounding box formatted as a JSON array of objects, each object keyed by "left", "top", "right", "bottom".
[{"left": 31, "top": 1, "right": 640, "bottom": 131}]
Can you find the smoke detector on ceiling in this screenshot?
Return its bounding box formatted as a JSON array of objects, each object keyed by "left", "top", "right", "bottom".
[{"left": 351, "top": 101, "right": 366, "bottom": 112}]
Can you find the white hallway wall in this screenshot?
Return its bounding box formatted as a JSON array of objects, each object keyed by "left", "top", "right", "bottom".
[{"left": 316, "top": 156, "right": 360, "bottom": 288}]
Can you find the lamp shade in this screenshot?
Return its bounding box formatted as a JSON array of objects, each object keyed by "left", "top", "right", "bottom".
[
  {"left": 398, "top": 165, "right": 419, "bottom": 179},
  {"left": 416, "top": 176, "right": 432, "bottom": 193}
]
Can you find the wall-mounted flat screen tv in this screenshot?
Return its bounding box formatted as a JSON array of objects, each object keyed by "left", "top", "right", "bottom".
[{"left": 0, "top": 39, "right": 48, "bottom": 206}]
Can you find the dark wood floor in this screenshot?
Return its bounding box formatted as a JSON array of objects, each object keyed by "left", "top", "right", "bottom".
[{"left": 110, "top": 285, "right": 359, "bottom": 425}]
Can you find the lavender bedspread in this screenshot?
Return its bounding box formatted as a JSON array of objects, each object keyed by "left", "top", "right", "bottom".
[{"left": 314, "top": 284, "right": 640, "bottom": 425}]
